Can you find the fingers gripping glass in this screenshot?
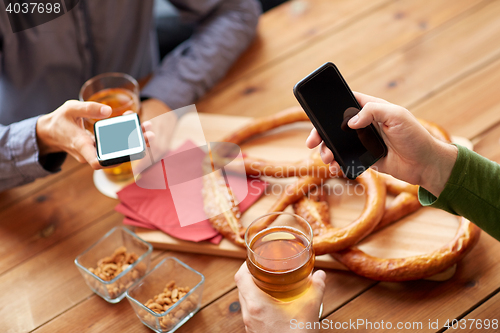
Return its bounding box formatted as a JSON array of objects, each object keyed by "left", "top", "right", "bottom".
[{"left": 244, "top": 212, "right": 315, "bottom": 302}]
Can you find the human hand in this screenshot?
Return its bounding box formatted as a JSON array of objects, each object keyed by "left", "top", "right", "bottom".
[
  {"left": 130, "top": 99, "right": 177, "bottom": 177},
  {"left": 140, "top": 99, "right": 176, "bottom": 158},
  {"left": 36, "top": 100, "right": 154, "bottom": 169},
  {"left": 305, "top": 92, "right": 457, "bottom": 196},
  {"left": 234, "top": 262, "right": 326, "bottom": 333}
]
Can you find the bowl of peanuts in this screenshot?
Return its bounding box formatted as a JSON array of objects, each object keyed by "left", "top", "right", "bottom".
[
  {"left": 74, "top": 226, "right": 153, "bottom": 303},
  {"left": 125, "top": 257, "right": 205, "bottom": 333}
]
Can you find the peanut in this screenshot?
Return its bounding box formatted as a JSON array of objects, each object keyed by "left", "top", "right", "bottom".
[
  {"left": 147, "top": 302, "right": 164, "bottom": 313},
  {"left": 142, "top": 280, "right": 193, "bottom": 319},
  {"left": 174, "top": 309, "right": 186, "bottom": 319},
  {"left": 87, "top": 246, "right": 143, "bottom": 299}
]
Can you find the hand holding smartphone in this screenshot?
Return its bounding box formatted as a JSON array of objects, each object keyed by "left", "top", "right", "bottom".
[{"left": 293, "top": 62, "right": 387, "bottom": 179}]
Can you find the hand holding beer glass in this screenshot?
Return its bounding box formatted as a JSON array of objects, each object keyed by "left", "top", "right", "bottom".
[
  {"left": 79, "top": 73, "right": 141, "bottom": 182},
  {"left": 245, "top": 212, "right": 315, "bottom": 302}
]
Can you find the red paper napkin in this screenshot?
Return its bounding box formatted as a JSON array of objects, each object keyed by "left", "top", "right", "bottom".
[{"left": 116, "top": 140, "right": 267, "bottom": 244}]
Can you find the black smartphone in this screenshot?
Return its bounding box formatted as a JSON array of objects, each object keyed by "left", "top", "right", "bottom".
[{"left": 293, "top": 62, "right": 387, "bottom": 179}]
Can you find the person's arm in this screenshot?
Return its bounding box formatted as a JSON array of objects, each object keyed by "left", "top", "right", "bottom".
[
  {"left": 140, "top": 0, "right": 261, "bottom": 117},
  {"left": 419, "top": 145, "right": 500, "bottom": 240},
  {"left": 0, "top": 117, "right": 67, "bottom": 191},
  {"left": 0, "top": 101, "right": 114, "bottom": 191}
]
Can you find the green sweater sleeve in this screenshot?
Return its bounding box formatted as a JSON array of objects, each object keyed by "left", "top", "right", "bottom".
[{"left": 418, "top": 144, "right": 500, "bottom": 241}]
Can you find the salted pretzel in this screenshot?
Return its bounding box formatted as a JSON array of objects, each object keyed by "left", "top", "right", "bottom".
[
  {"left": 203, "top": 107, "right": 386, "bottom": 252},
  {"left": 291, "top": 119, "right": 481, "bottom": 281},
  {"left": 202, "top": 107, "right": 328, "bottom": 246},
  {"left": 203, "top": 106, "right": 479, "bottom": 281},
  {"left": 217, "top": 107, "right": 330, "bottom": 178},
  {"left": 331, "top": 217, "right": 481, "bottom": 281},
  {"left": 202, "top": 170, "right": 246, "bottom": 246},
  {"left": 253, "top": 170, "right": 387, "bottom": 256},
  {"left": 203, "top": 107, "right": 446, "bottom": 245},
  {"left": 290, "top": 170, "right": 479, "bottom": 280}
]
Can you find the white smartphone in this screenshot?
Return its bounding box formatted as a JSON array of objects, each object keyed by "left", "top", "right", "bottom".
[{"left": 94, "top": 113, "right": 146, "bottom": 167}]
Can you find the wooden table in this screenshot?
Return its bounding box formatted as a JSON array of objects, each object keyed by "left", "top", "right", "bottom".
[{"left": 2, "top": 0, "right": 500, "bottom": 332}]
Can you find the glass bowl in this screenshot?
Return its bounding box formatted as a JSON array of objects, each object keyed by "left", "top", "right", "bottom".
[
  {"left": 74, "top": 226, "right": 153, "bottom": 303},
  {"left": 126, "top": 257, "right": 205, "bottom": 333}
]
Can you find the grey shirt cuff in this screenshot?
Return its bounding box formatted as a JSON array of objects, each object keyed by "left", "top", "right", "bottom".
[
  {"left": 10, "top": 116, "right": 53, "bottom": 179},
  {"left": 0, "top": 116, "right": 66, "bottom": 191}
]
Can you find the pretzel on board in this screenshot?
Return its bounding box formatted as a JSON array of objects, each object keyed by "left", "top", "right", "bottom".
[
  {"left": 291, "top": 118, "right": 480, "bottom": 281},
  {"left": 202, "top": 107, "right": 479, "bottom": 281},
  {"left": 202, "top": 107, "right": 385, "bottom": 252}
]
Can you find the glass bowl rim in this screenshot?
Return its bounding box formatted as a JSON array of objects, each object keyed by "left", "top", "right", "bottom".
[
  {"left": 125, "top": 257, "right": 205, "bottom": 318},
  {"left": 74, "top": 226, "right": 153, "bottom": 285}
]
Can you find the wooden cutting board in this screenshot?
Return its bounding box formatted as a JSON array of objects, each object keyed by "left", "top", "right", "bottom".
[{"left": 135, "top": 112, "right": 473, "bottom": 281}]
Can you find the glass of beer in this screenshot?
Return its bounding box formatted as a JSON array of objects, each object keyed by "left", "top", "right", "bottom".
[
  {"left": 245, "top": 212, "right": 314, "bottom": 302},
  {"left": 79, "top": 73, "right": 141, "bottom": 182}
]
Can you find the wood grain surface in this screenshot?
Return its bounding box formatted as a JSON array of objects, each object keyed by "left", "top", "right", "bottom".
[
  {"left": 197, "top": 0, "right": 487, "bottom": 116},
  {"left": 2, "top": 0, "right": 500, "bottom": 332},
  {"left": 137, "top": 112, "right": 466, "bottom": 281}
]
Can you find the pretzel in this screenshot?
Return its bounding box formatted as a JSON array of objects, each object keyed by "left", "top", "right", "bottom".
[
  {"left": 331, "top": 217, "right": 481, "bottom": 281},
  {"left": 215, "top": 107, "right": 330, "bottom": 178},
  {"left": 202, "top": 107, "right": 330, "bottom": 247},
  {"left": 376, "top": 173, "right": 421, "bottom": 230},
  {"left": 203, "top": 108, "right": 438, "bottom": 246},
  {"left": 201, "top": 171, "right": 329, "bottom": 247},
  {"left": 300, "top": 120, "right": 480, "bottom": 281},
  {"left": 291, "top": 168, "right": 481, "bottom": 280},
  {"left": 203, "top": 107, "right": 478, "bottom": 281},
  {"left": 263, "top": 170, "right": 387, "bottom": 256},
  {"left": 203, "top": 107, "right": 385, "bottom": 252},
  {"left": 202, "top": 170, "right": 246, "bottom": 247}
]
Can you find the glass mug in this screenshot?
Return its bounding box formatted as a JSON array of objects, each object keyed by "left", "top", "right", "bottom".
[
  {"left": 79, "top": 73, "right": 141, "bottom": 182},
  {"left": 245, "top": 212, "right": 315, "bottom": 302}
]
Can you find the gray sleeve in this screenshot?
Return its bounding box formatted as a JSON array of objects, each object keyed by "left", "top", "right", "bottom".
[
  {"left": 141, "top": 0, "right": 261, "bottom": 117},
  {"left": 0, "top": 116, "right": 65, "bottom": 192}
]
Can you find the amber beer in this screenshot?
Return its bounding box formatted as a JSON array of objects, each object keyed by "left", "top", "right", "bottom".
[
  {"left": 80, "top": 73, "right": 141, "bottom": 182},
  {"left": 84, "top": 88, "right": 139, "bottom": 132},
  {"left": 245, "top": 213, "right": 314, "bottom": 301}
]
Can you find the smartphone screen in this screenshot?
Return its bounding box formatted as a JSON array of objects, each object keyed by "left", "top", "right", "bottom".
[
  {"left": 98, "top": 120, "right": 141, "bottom": 155},
  {"left": 294, "top": 63, "right": 387, "bottom": 178},
  {"left": 94, "top": 113, "right": 145, "bottom": 166}
]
